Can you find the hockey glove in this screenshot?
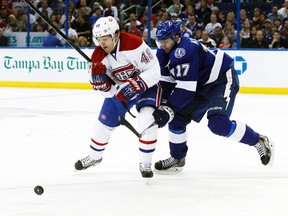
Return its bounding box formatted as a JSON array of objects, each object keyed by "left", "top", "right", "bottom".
[
  {"left": 152, "top": 105, "right": 175, "bottom": 128},
  {"left": 90, "top": 63, "right": 111, "bottom": 92},
  {"left": 115, "top": 78, "right": 147, "bottom": 102}
]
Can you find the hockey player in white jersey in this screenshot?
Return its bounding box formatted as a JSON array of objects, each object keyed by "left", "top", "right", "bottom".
[
  {"left": 152, "top": 20, "right": 274, "bottom": 171},
  {"left": 74, "top": 16, "right": 161, "bottom": 178}
]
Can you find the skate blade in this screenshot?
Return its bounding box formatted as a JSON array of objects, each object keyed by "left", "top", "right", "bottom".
[
  {"left": 144, "top": 178, "right": 152, "bottom": 185},
  {"left": 154, "top": 167, "right": 184, "bottom": 174},
  {"left": 267, "top": 139, "right": 275, "bottom": 167}
]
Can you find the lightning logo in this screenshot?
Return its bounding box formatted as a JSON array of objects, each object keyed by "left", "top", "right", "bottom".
[{"left": 224, "top": 69, "right": 233, "bottom": 110}]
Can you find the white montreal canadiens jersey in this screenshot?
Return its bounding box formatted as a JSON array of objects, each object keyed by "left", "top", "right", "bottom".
[{"left": 91, "top": 32, "right": 160, "bottom": 97}]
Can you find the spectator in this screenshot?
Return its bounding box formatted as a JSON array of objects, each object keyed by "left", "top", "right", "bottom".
[
  {"left": 77, "top": 35, "right": 88, "bottom": 47},
  {"left": 149, "top": 20, "right": 157, "bottom": 40},
  {"left": 142, "top": 28, "right": 156, "bottom": 47},
  {"left": 60, "top": 21, "right": 78, "bottom": 45},
  {"left": 34, "top": 9, "right": 49, "bottom": 31},
  {"left": 128, "top": 18, "right": 142, "bottom": 38},
  {"left": 195, "top": 28, "right": 202, "bottom": 40},
  {"left": 270, "top": 30, "right": 288, "bottom": 48},
  {"left": 239, "top": 9, "right": 248, "bottom": 26},
  {"left": 77, "top": 0, "right": 91, "bottom": 17},
  {"left": 167, "top": 0, "right": 184, "bottom": 14},
  {"left": 156, "top": 11, "right": 170, "bottom": 26},
  {"left": 4, "top": 14, "right": 17, "bottom": 32},
  {"left": 219, "top": 35, "right": 232, "bottom": 48},
  {"left": 71, "top": 14, "right": 92, "bottom": 43},
  {"left": 223, "top": 22, "right": 237, "bottom": 47},
  {"left": 0, "top": 27, "right": 8, "bottom": 46},
  {"left": 278, "top": 0, "right": 288, "bottom": 19},
  {"left": 35, "top": 0, "right": 53, "bottom": 21},
  {"left": 211, "top": 6, "right": 219, "bottom": 16},
  {"left": 217, "top": 10, "right": 226, "bottom": 27},
  {"left": 0, "top": 3, "right": 12, "bottom": 23},
  {"left": 50, "top": 12, "right": 62, "bottom": 30},
  {"left": 43, "top": 27, "right": 63, "bottom": 47},
  {"left": 273, "top": 17, "right": 282, "bottom": 31},
  {"left": 171, "top": 3, "right": 187, "bottom": 22},
  {"left": 263, "top": 19, "right": 273, "bottom": 44},
  {"left": 251, "top": 30, "right": 269, "bottom": 48},
  {"left": 89, "top": 6, "right": 103, "bottom": 27},
  {"left": 211, "top": 25, "right": 224, "bottom": 47},
  {"left": 267, "top": 5, "right": 283, "bottom": 23},
  {"left": 125, "top": 13, "right": 143, "bottom": 32},
  {"left": 60, "top": 2, "right": 76, "bottom": 25},
  {"left": 22, "top": 6, "right": 36, "bottom": 25},
  {"left": 186, "top": 14, "right": 203, "bottom": 36},
  {"left": 198, "top": 30, "right": 216, "bottom": 48},
  {"left": 240, "top": 26, "right": 257, "bottom": 48},
  {"left": 280, "top": 19, "right": 288, "bottom": 40},
  {"left": 196, "top": 0, "right": 212, "bottom": 26},
  {"left": 226, "top": 11, "right": 236, "bottom": 28},
  {"left": 259, "top": 13, "right": 268, "bottom": 30},
  {"left": 182, "top": 4, "right": 196, "bottom": 18},
  {"left": 205, "top": 13, "right": 222, "bottom": 35},
  {"left": 240, "top": 19, "right": 252, "bottom": 39},
  {"left": 103, "top": 0, "right": 118, "bottom": 19},
  {"left": 251, "top": 7, "right": 262, "bottom": 29}
]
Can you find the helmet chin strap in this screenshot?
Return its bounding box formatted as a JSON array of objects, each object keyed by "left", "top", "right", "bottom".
[{"left": 112, "top": 34, "right": 120, "bottom": 51}]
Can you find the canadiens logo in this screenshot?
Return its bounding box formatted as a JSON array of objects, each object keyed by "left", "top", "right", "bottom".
[
  {"left": 112, "top": 64, "right": 139, "bottom": 81},
  {"left": 174, "top": 48, "right": 186, "bottom": 59}
]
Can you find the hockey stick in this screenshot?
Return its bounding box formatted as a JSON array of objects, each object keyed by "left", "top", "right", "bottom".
[{"left": 119, "top": 116, "right": 157, "bottom": 138}]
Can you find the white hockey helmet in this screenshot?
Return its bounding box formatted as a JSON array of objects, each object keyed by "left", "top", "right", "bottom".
[{"left": 92, "top": 16, "right": 119, "bottom": 45}]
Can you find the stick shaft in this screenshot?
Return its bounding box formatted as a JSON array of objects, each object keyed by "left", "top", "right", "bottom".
[{"left": 23, "top": 0, "right": 91, "bottom": 62}]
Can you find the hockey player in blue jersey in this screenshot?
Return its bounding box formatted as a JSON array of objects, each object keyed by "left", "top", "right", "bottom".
[{"left": 152, "top": 20, "right": 274, "bottom": 171}]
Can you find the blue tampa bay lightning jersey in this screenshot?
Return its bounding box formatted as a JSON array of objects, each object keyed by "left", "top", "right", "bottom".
[{"left": 156, "top": 37, "right": 234, "bottom": 112}]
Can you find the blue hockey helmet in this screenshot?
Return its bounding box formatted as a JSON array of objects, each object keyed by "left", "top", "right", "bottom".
[{"left": 156, "top": 20, "right": 181, "bottom": 41}]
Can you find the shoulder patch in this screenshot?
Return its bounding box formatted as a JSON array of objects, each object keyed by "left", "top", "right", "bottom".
[
  {"left": 174, "top": 48, "right": 186, "bottom": 59},
  {"left": 119, "top": 32, "right": 142, "bottom": 51},
  {"left": 91, "top": 46, "right": 107, "bottom": 63}
]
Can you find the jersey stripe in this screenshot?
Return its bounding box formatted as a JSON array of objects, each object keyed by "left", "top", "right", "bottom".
[
  {"left": 175, "top": 80, "right": 197, "bottom": 91},
  {"left": 204, "top": 49, "right": 224, "bottom": 84}
]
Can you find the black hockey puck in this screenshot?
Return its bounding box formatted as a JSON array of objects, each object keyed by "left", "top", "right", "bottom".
[{"left": 34, "top": 185, "right": 44, "bottom": 195}]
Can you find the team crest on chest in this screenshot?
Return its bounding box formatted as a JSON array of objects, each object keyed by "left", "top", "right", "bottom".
[
  {"left": 174, "top": 48, "right": 186, "bottom": 59},
  {"left": 112, "top": 63, "right": 139, "bottom": 81}
]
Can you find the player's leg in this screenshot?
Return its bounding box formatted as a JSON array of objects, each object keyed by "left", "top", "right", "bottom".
[
  {"left": 136, "top": 84, "right": 161, "bottom": 177},
  {"left": 137, "top": 106, "right": 158, "bottom": 177},
  {"left": 206, "top": 68, "right": 274, "bottom": 166},
  {"left": 154, "top": 114, "right": 190, "bottom": 171},
  {"left": 75, "top": 97, "right": 129, "bottom": 170}
]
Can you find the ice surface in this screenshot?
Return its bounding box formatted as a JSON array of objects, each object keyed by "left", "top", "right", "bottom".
[{"left": 0, "top": 88, "right": 287, "bottom": 216}]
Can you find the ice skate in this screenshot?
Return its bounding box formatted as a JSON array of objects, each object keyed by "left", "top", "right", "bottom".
[
  {"left": 154, "top": 156, "right": 185, "bottom": 172},
  {"left": 74, "top": 155, "right": 102, "bottom": 170},
  {"left": 139, "top": 163, "right": 153, "bottom": 178},
  {"left": 254, "top": 135, "right": 274, "bottom": 166}
]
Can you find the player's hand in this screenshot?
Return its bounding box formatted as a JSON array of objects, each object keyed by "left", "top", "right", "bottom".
[
  {"left": 115, "top": 78, "right": 147, "bottom": 102},
  {"left": 90, "top": 63, "right": 111, "bottom": 92},
  {"left": 152, "top": 105, "right": 174, "bottom": 128}
]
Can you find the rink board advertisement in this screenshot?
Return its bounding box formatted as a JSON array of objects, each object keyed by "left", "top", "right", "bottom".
[{"left": 0, "top": 48, "right": 287, "bottom": 94}]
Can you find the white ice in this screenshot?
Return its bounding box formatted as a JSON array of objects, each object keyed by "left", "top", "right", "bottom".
[{"left": 0, "top": 87, "right": 287, "bottom": 216}]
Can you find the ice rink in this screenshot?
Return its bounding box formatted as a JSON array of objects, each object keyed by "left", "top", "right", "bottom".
[{"left": 0, "top": 87, "right": 287, "bottom": 216}]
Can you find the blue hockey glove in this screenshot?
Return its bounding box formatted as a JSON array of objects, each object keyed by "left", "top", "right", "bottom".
[
  {"left": 115, "top": 78, "right": 147, "bottom": 102},
  {"left": 90, "top": 63, "right": 111, "bottom": 92},
  {"left": 152, "top": 105, "right": 175, "bottom": 128}
]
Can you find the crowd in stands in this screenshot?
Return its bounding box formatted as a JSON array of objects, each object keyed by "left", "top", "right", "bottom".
[{"left": 0, "top": 0, "right": 288, "bottom": 48}]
